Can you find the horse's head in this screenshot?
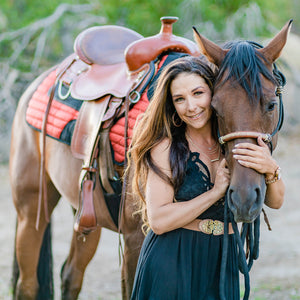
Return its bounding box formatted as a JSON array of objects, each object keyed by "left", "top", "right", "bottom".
[{"left": 193, "top": 20, "right": 292, "bottom": 223}]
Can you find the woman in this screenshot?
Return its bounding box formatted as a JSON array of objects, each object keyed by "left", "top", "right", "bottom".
[{"left": 128, "top": 56, "right": 285, "bottom": 300}]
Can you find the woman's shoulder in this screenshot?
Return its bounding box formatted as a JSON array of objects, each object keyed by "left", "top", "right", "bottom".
[
  {"left": 152, "top": 137, "right": 171, "bottom": 153},
  {"left": 150, "top": 138, "right": 172, "bottom": 170}
]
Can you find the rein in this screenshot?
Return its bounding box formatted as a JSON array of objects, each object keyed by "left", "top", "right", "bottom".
[
  {"left": 218, "top": 42, "right": 286, "bottom": 299},
  {"left": 219, "top": 195, "right": 260, "bottom": 300}
]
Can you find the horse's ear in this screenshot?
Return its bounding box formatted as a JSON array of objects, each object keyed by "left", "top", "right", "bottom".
[
  {"left": 192, "top": 26, "right": 228, "bottom": 67},
  {"left": 258, "top": 19, "right": 293, "bottom": 63}
]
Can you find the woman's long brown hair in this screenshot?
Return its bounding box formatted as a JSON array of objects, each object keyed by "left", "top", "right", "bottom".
[{"left": 127, "top": 55, "right": 217, "bottom": 233}]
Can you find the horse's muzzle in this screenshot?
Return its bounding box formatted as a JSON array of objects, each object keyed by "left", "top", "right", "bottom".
[{"left": 227, "top": 181, "right": 266, "bottom": 223}]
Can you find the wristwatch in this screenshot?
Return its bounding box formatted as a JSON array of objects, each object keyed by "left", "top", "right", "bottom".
[{"left": 265, "top": 166, "right": 281, "bottom": 184}]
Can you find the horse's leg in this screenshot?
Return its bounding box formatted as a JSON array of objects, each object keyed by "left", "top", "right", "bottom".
[
  {"left": 12, "top": 180, "right": 60, "bottom": 300},
  {"left": 59, "top": 174, "right": 116, "bottom": 300},
  {"left": 10, "top": 69, "right": 60, "bottom": 299},
  {"left": 60, "top": 226, "right": 101, "bottom": 300},
  {"left": 121, "top": 228, "right": 144, "bottom": 300},
  {"left": 12, "top": 220, "right": 54, "bottom": 300},
  {"left": 120, "top": 165, "right": 145, "bottom": 300}
]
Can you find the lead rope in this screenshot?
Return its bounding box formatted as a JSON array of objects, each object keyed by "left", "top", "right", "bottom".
[
  {"left": 219, "top": 195, "right": 229, "bottom": 300},
  {"left": 219, "top": 194, "right": 261, "bottom": 300}
]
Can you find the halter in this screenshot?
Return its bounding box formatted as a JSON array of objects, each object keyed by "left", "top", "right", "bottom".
[
  {"left": 218, "top": 42, "right": 286, "bottom": 153},
  {"left": 218, "top": 42, "right": 286, "bottom": 300}
]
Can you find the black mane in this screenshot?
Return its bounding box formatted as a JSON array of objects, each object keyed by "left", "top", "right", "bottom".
[{"left": 216, "top": 41, "right": 278, "bottom": 103}]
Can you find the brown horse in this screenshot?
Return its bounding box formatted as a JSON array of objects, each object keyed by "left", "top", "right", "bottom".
[{"left": 9, "top": 17, "right": 291, "bottom": 300}]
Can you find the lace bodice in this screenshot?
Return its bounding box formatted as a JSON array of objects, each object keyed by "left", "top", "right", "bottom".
[{"left": 174, "top": 151, "right": 225, "bottom": 221}]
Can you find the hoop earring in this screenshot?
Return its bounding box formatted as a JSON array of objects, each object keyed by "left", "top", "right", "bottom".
[{"left": 172, "top": 112, "right": 183, "bottom": 127}]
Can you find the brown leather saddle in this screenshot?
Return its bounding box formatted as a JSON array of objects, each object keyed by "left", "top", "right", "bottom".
[{"left": 38, "top": 16, "right": 201, "bottom": 234}]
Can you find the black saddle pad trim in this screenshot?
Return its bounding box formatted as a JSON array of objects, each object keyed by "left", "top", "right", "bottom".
[{"left": 102, "top": 178, "right": 123, "bottom": 228}]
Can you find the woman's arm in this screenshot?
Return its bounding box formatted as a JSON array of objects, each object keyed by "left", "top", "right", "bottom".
[
  {"left": 264, "top": 177, "right": 285, "bottom": 208},
  {"left": 232, "top": 135, "right": 285, "bottom": 209},
  {"left": 146, "top": 138, "right": 230, "bottom": 235}
]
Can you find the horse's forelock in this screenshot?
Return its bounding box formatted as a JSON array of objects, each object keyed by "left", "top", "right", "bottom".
[{"left": 216, "top": 41, "right": 277, "bottom": 104}]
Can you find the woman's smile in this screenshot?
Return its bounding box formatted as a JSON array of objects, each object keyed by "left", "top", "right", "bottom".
[{"left": 188, "top": 111, "right": 203, "bottom": 119}]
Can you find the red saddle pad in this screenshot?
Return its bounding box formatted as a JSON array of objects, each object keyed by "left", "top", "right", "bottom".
[{"left": 26, "top": 70, "right": 80, "bottom": 142}]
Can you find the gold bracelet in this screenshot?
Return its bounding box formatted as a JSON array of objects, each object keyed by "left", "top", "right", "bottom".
[{"left": 265, "top": 166, "right": 281, "bottom": 184}]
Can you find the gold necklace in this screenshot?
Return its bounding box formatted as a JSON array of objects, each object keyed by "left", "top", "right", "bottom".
[
  {"left": 186, "top": 133, "right": 221, "bottom": 163},
  {"left": 204, "top": 140, "right": 219, "bottom": 154}
]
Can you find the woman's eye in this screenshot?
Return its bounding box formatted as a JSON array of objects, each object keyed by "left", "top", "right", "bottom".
[
  {"left": 194, "top": 91, "right": 203, "bottom": 96},
  {"left": 173, "top": 97, "right": 184, "bottom": 103}
]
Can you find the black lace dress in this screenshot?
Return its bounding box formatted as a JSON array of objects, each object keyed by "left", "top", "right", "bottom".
[{"left": 130, "top": 151, "right": 240, "bottom": 300}]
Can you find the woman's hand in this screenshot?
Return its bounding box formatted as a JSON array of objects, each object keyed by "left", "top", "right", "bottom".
[
  {"left": 232, "top": 136, "right": 285, "bottom": 209},
  {"left": 232, "top": 135, "right": 278, "bottom": 176},
  {"left": 213, "top": 158, "right": 230, "bottom": 199}
]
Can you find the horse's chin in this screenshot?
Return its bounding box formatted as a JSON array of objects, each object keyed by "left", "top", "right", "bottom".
[{"left": 233, "top": 210, "right": 261, "bottom": 224}]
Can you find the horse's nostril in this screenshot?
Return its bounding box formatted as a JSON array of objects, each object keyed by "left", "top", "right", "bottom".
[
  {"left": 227, "top": 188, "right": 237, "bottom": 214},
  {"left": 249, "top": 188, "right": 261, "bottom": 215},
  {"left": 256, "top": 187, "right": 261, "bottom": 200}
]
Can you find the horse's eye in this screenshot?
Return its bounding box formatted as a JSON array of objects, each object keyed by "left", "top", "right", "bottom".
[{"left": 267, "top": 101, "right": 277, "bottom": 112}]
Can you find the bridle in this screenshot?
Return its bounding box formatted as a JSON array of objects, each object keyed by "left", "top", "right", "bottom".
[
  {"left": 218, "top": 42, "right": 286, "bottom": 300},
  {"left": 217, "top": 42, "right": 286, "bottom": 154}
]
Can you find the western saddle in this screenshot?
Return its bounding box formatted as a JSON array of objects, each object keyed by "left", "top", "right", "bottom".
[{"left": 38, "top": 17, "right": 201, "bottom": 234}]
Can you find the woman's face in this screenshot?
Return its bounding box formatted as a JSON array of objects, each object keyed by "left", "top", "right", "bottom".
[{"left": 171, "top": 72, "right": 212, "bottom": 131}]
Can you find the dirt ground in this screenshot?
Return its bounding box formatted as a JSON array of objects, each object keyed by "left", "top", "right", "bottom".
[{"left": 0, "top": 134, "right": 299, "bottom": 300}]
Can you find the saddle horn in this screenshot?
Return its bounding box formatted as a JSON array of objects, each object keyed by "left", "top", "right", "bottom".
[{"left": 125, "top": 16, "right": 201, "bottom": 72}]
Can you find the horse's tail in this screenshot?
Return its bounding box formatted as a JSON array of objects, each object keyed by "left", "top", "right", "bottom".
[
  {"left": 37, "top": 222, "right": 54, "bottom": 299},
  {"left": 12, "top": 220, "right": 54, "bottom": 300}
]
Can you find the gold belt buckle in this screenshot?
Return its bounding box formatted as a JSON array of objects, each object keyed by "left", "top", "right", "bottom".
[{"left": 199, "top": 219, "right": 224, "bottom": 235}]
